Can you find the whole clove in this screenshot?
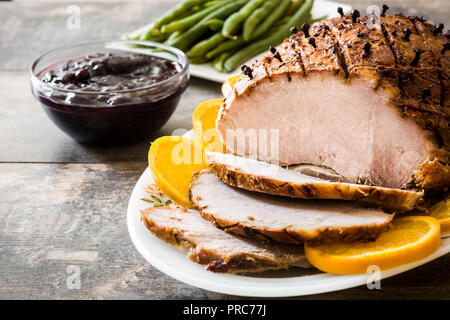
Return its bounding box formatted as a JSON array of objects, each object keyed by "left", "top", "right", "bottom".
[
  {"left": 363, "top": 42, "right": 371, "bottom": 55},
  {"left": 302, "top": 23, "right": 310, "bottom": 38},
  {"left": 410, "top": 49, "right": 424, "bottom": 67},
  {"left": 268, "top": 46, "right": 282, "bottom": 62},
  {"left": 241, "top": 65, "right": 253, "bottom": 79},
  {"left": 403, "top": 28, "right": 411, "bottom": 41},
  {"left": 352, "top": 10, "right": 360, "bottom": 23},
  {"left": 381, "top": 4, "right": 389, "bottom": 16},
  {"left": 422, "top": 88, "right": 431, "bottom": 100},
  {"left": 273, "top": 52, "right": 282, "bottom": 62},
  {"left": 337, "top": 7, "right": 344, "bottom": 17},
  {"left": 433, "top": 23, "right": 444, "bottom": 35},
  {"left": 290, "top": 26, "right": 298, "bottom": 34},
  {"left": 357, "top": 33, "right": 367, "bottom": 39},
  {"left": 308, "top": 37, "right": 316, "bottom": 48}
]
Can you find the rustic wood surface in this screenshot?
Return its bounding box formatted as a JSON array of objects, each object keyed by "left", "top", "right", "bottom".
[{"left": 0, "top": 0, "right": 449, "bottom": 300}]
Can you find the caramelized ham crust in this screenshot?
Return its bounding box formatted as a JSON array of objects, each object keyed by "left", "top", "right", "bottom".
[{"left": 217, "top": 14, "right": 449, "bottom": 192}]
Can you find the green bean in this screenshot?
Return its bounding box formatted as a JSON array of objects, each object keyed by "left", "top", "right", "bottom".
[
  {"left": 250, "top": 0, "right": 291, "bottom": 39},
  {"left": 243, "top": 0, "right": 280, "bottom": 41},
  {"left": 140, "top": 0, "right": 205, "bottom": 40},
  {"left": 223, "top": 0, "right": 314, "bottom": 72},
  {"left": 206, "top": 0, "right": 290, "bottom": 59},
  {"left": 204, "top": 0, "right": 227, "bottom": 7},
  {"left": 189, "top": 55, "right": 210, "bottom": 64},
  {"left": 153, "top": 0, "right": 206, "bottom": 32},
  {"left": 139, "top": 27, "right": 167, "bottom": 42},
  {"left": 160, "top": 2, "right": 221, "bottom": 34},
  {"left": 206, "top": 36, "right": 245, "bottom": 59},
  {"left": 164, "top": 31, "right": 182, "bottom": 46},
  {"left": 273, "top": 15, "right": 291, "bottom": 29},
  {"left": 187, "top": 32, "right": 226, "bottom": 57},
  {"left": 203, "top": 19, "right": 224, "bottom": 31},
  {"left": 138, "top": 22, "right": 156, "bottom": 41},
  {"left": 206, "top": 7, "right": 315, "bottom": 59},
  {"left": 286, "top": 0, "right": 305, "bottom": 16},
  {"left": 125, "top": 32, "right": 142, "bottom": 41},
  {"left": 222, "top": 0, "right": 265, "bottom": 39},
  {"left": 309, "top": 15, "right": 328, "bottom": 23},
  {"left": 171, "top": 0, "right": 247, "bottom": 51},
  {"left": 213, "top": 52, "right": 233, "bottom": 72}
]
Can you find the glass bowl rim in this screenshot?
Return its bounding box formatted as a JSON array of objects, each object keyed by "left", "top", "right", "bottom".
[{"left": 29, "top": 39, "right": 189, "bottom": 96}]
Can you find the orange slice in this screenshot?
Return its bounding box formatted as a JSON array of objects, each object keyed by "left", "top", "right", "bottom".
[
  {"left": 221, "top": 74, "right": 241, "bottom": 97},
  {"left": 148, "top": 136, "right": 207, "bottom": 207},
  {"left": 192, "top": 99, "right": 227, "bottom": 153},
  {"left": 429, "top": 198, "right": 450, "bottom": 233},
  {"left": 305, "top": 216, "right": 441, "bottom": 275}
]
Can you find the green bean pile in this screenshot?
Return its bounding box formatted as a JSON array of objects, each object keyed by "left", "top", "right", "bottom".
[{"left": 128, "top": 0, "right": 321, "bottom": 73}]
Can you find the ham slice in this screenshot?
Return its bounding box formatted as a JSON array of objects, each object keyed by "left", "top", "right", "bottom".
[
  {"left": 189, "top": 170, "right": 394, "bottom": 244},
  {"left": 141, "top": 206, "right": 311, "bottom": 273},
  {"left": 206, "top": 151, "right": 423, "bottom": 211}
]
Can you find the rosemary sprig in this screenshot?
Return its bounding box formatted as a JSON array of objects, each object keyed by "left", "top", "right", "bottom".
[
  {"left": 150, "top": 195, "right": 163, "bottom": 206},
  {"left": 141, "top": 185, "right": 174, "bottom": 208}
]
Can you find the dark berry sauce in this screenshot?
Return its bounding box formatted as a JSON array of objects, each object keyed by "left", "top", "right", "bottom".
[{"left": 34, "top": 52, "right": 188, "bottom": 145}]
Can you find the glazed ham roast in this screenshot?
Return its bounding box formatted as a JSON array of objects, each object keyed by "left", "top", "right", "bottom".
[
  {"left": 141, "top": 206, "right": 311, "bottom": 273},
  {"left": 217, "top": 13, "right": 449, "bottom": 192},
  {"left": 140, "top": 11, "right": 450, "bottom": 274}
]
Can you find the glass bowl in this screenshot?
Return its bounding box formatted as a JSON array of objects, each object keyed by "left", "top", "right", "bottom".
[{"left": 29, "top": 40, "right": 189, "bottom": 145}]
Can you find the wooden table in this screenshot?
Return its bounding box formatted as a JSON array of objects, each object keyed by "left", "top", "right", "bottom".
[{"left": 0, "top": 0, "right": 448, "bottom": 300}]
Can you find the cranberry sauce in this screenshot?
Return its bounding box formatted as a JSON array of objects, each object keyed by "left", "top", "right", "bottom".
[
  {"left": 35, "top": 52, "right": 188, "bottom": 145},
  {"left": 40, "top": 52, "right": 180, "bottom": 104}
]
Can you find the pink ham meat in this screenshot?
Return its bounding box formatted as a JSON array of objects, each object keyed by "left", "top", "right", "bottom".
[
  {"left": 217, "top": 13, "right": 449, "bottom": 192},
  {"left": 141, "top": 206, "right": 311, "bottom": 273},
  {"left": 206, "top": 151, "right": 423, "bottom": 211},
  {"left": 189, "top": 170, "right": 394, "bottom": 244}
]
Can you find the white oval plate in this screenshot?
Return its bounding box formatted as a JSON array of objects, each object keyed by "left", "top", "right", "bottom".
[
  {"left": 126, "top": 0, "right": 353, "bottom": 83},
  {"left": 127, "top": 132, "right": 450, "bottom": 297}
]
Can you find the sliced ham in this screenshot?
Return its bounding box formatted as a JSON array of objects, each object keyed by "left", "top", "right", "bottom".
[
  {"left": 189, "top": 170, "right": 394, "bottom": 244},
  {"left": 206, "top": 151, "right": 423, "bottom": 211},
  {"left": 217, "top": 14, "right": 449, "bottom": 192},
  {"left": 141, "top": 206, "right": 311, "bottom": 273}
]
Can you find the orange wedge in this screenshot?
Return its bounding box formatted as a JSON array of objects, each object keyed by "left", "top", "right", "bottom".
[
  {"left": 305, "top": 216, "right": 441, "bottom": 275},
  {"left": 148, "top": 136, "right": 207, "bottom": 207},
  {"left": 192, "top": 99, "right": 227, "bottom": 153},
  {"left": 221, "top": 74, "right": 241, "bottom": 97},
  {"left": 428, "top": 198, "right": 450, "bottom": 233}
]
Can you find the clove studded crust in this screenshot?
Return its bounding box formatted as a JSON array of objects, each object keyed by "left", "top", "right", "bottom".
[
  {"left": 217, "top": 13, "right": 449, "bottom": 193},
  {"left": 206, "top": 151, "right": 423, "bottom": 212},
  {"left": 141, "top": 206, "right": 311, "bottom": 273},
  {"left": 190, "top": 170, "right": 394, "bottom": 244}
]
